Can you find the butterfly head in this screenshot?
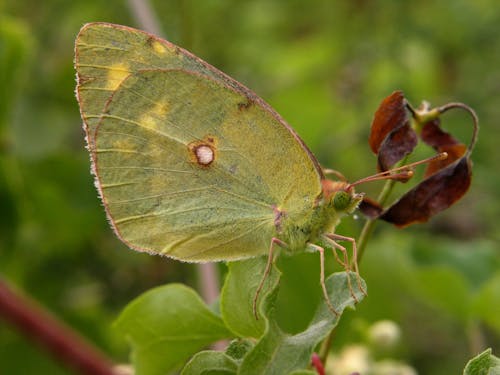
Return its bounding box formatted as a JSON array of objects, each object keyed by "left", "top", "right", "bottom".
[{"left": 321, "top": 179, "right": 364, "bottom": 216}]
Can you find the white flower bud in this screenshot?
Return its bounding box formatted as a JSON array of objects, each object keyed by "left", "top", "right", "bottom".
[{"left": 368, "top": 320, "right": 401, "bottom": 350}]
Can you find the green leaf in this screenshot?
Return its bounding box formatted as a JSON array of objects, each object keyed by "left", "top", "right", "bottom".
[
  {"left": 238, "top": 271, "right": 366, "bottom": 375},
  {"left": 114, "top": 284, "right": 231, "bottom": 375},
  {"left": 220, "top": 257, "right": 281, "bottom": 338},
  {"left": 181, "top": 351, "right": 238, "bottom": 375},
  {"left": 220, "top": 258, "right": 365, "bottom": 374},
  {"left": 181, "top": 338, "right": 254, "bottom": 374},
  {"left": 463, "top": 348, "right": 500, "bottom": 375},
  {"left": 224, "top": 338, "right": 254, "bottom": 360}
]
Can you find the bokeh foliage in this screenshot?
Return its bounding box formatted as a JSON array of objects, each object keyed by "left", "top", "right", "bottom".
[{"left": 0, "top": 1, "right": 498, "bottom": 374}]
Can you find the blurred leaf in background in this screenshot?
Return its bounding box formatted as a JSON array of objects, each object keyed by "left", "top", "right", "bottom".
[{"left": 0, "top": 1, "right": 499, "bottom": 374}]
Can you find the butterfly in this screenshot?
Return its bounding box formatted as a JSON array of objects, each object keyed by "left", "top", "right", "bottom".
[{"left": 75, "top": 22, "right": 372, "bottom": 315}]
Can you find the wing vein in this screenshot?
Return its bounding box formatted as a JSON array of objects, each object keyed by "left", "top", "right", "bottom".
[
  {"left": 182, "top": 220, "right": 270, "bottom": 259},
  {"left": 121, "top": 86, "right": 202, "bottom": 141},
  {"left": 99, "top": 166, "right": 193, "bottom": 174},
  {"left": 109, "top": 187, "right": 213, "bottom": 204},
  {"left": 77, "top": 63, "right": 131, "bottom": 72},
  {"left": 100, "top": 114, "right": 187, "bottom": 145},
  {"left": 76, "top": 42, "right": 127, "bottom": 51}
]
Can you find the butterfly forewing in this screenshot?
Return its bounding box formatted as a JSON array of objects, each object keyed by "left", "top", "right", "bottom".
[{"left": 76, "top": 22, "right": 256, "bottom": 148}]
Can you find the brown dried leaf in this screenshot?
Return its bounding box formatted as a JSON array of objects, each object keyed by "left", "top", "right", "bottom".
[
  {"left": 369, "top": 91, "right": 418, "bottom": 171},
  {"left": 359, "top": 197, "right": 384, "bottom": 219},
  {"left": 369, "top": 91, "right": 407, "bottom": 154},
  {"left": 421, "top": 119, "right": 467, "bottom": 177},
  {"left": 421, "top": 118, "right": 460, "bottom": 149},
  {"left": 377, "top": 121, "right": 418, "bottom": 172},
  {"left": 368, "top": 91, "right": 407, "bottom": 154},
  {"left": 379, "top": 156, "right": 472, "bottom": 227},
  {"left": 425, "top": 143, "right": 467, "bottom": 177}
]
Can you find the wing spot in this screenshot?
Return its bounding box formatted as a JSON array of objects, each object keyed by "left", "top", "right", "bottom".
[
  {"left": 145, "top": 36, "right": 174, "bottom": 54},
  {"left": 152, "top": 40, "right": 166, "bottom": 54},
  {"left": 105, "top": 63, "right": 130, "bottom": 90},
  {"left": 238, "top": 98, "right": 253, "bottom": 111},
  {"left": 188, "top": 135, "right": 217, "bottom": 168},
  {"left": 138, "top": 101, "right": 170, "bottom": 130},
  {"left": 195, "top": 145, "right": 214, "bottom": 165}
]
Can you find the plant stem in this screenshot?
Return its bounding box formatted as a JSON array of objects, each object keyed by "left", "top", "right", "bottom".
[
  {"left": 0, "top": 278, "right": 115, "bottom": 375},
  {"left": 320, "top": 170, "right": 400, "bottom": 365},
  {"left": 126, "top": 0, "right": 164, "bottom": 36},
  {"left": 466, "top": 319, "right": 486, "bottom": 356},
  {"left": 357, "top": 176, "right": 397, "bottom": 263},
  {"left": 318, "top": 324, "right": 335, "bottom": 363},
  {"left": 126, "top": 0, "right": 224, "bottom": 352}
]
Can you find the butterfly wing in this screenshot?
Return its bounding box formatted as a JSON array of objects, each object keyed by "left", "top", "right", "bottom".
[
  {"left": 76, "top": 24, "right": 323, "bottom": 261},
  {"left": 76, "top": 22, "right": 227, "bottom": 148},
  {"left": 75, "top": 23, "right": 321, "bottom": 168}
]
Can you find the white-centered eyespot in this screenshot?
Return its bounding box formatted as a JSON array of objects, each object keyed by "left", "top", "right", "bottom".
[
  {"left": 195, "top": 145, "right": 214, "bottom": 165},
  {"left": 188, "top": 136, "right": 217, "bottom": 168}
]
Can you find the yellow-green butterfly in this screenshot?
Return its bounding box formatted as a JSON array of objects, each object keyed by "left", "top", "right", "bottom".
[{"left": 75, "top": 22, "right": 365, "bottom": 315}]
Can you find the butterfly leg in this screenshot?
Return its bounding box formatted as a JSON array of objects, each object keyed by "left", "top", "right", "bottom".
[
  {"left": 307, "top": 243, "right": 340, "bottom": 316},
  {"left": 324, "top": 233, "right": 367, "bottom": 299},
  {"left": 322, "top": 236, "right": 357, "bottom": 302},
  {"left": 253, "top": 237, "right": 287, "bottom": 319},
  {"left": 322, "top": 168, "right": 347, "bottom": 181},
  {"left": 329, "top": 239, "right": 349, "bottom": 270}
]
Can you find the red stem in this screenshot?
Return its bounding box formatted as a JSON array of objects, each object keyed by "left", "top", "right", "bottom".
[
  {"left": 0, "top": 277, "right": 115, "bottom": 375},
  {"left": 311, "top": 352, "right": 325, "bottom": 375}
]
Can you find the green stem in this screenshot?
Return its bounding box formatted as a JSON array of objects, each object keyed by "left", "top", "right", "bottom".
[
  {"left": 318, "top": 326, "right": 335, "bottom": 364},
  {"left": 466, "top": 318, "right": 486, "bottom": 356},
  {"left": 126, "top": 0, "right": 223, "bottom": 351},
  {"left": 321, "top": 159, "right": 405, "bottom": 365},
  {"left": 357, "top": 175, "right": 397, "bottom": 263}
]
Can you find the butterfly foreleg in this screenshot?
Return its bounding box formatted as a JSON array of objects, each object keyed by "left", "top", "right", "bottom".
[
  {"left": 323, "top": 233, "right": 367, "bottom": 300},
  {"left": 253, "top": 237, "right": 287, "bottom": 319},
  {"left": 322, "top": 168, "right": 347, "bottom": 181},
  {"left": 307, "top": 243, "right": 340, "bottom": 316}
]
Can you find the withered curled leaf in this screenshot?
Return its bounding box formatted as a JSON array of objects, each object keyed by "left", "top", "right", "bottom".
[
  {"left": 362, "top": 93, "right": 478, "bottom": 227},
  {"left": 421, "top": 119, "right": 467, "bottom": 177},
  {"left": 369, "top": 91, "right": 407, "bottom": 153},
  {"left": 377, "top": 122, "right": 418, "bottom": 174},
  {"left": 359, "top": 197, "right": 384, "bottom": 219},
  {"left": 379, "top": 156, "right": 472, "bottom": 227},
  {"left": 369, "top": 91, "right": 417, "bottom": 171}
]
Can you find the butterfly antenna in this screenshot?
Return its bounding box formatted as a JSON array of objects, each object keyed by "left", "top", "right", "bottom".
[{"left": 347, "top": 152, "right": 448, "bottom": 189}]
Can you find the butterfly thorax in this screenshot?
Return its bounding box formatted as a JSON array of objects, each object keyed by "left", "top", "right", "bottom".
[{"left": 277, "top": 180, "right": 363, "bottom": 252}]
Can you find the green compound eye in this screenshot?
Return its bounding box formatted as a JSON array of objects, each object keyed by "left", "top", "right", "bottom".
[{"left": 333, "top": 191, "right": 351, "bottom": 210}]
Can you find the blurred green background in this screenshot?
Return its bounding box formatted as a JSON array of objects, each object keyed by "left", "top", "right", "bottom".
[{"left": 1, "top": 1, "right": 499, "bottom": 374}]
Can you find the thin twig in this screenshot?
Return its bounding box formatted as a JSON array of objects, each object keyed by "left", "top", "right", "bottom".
[
  {"left": 0, "top": 277, "right": 115, "bottom": 375},
  {"left": 318, "top": 326, "right": 335, "bottom": 364},
  {"left": 125, "top": 0, "right": 224, "bottom": 352},
  {"left": 357, "top": 176, "right": 397, "bottom": 263},
  {"left": 321, "top": 160, "right": 403, "bottom": 365},
  {"left": 437, "top": 102, "right": 479, "bottom": 151},
  {"left": 126, "top": 0, "right": 164, "bottom": 36}
]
